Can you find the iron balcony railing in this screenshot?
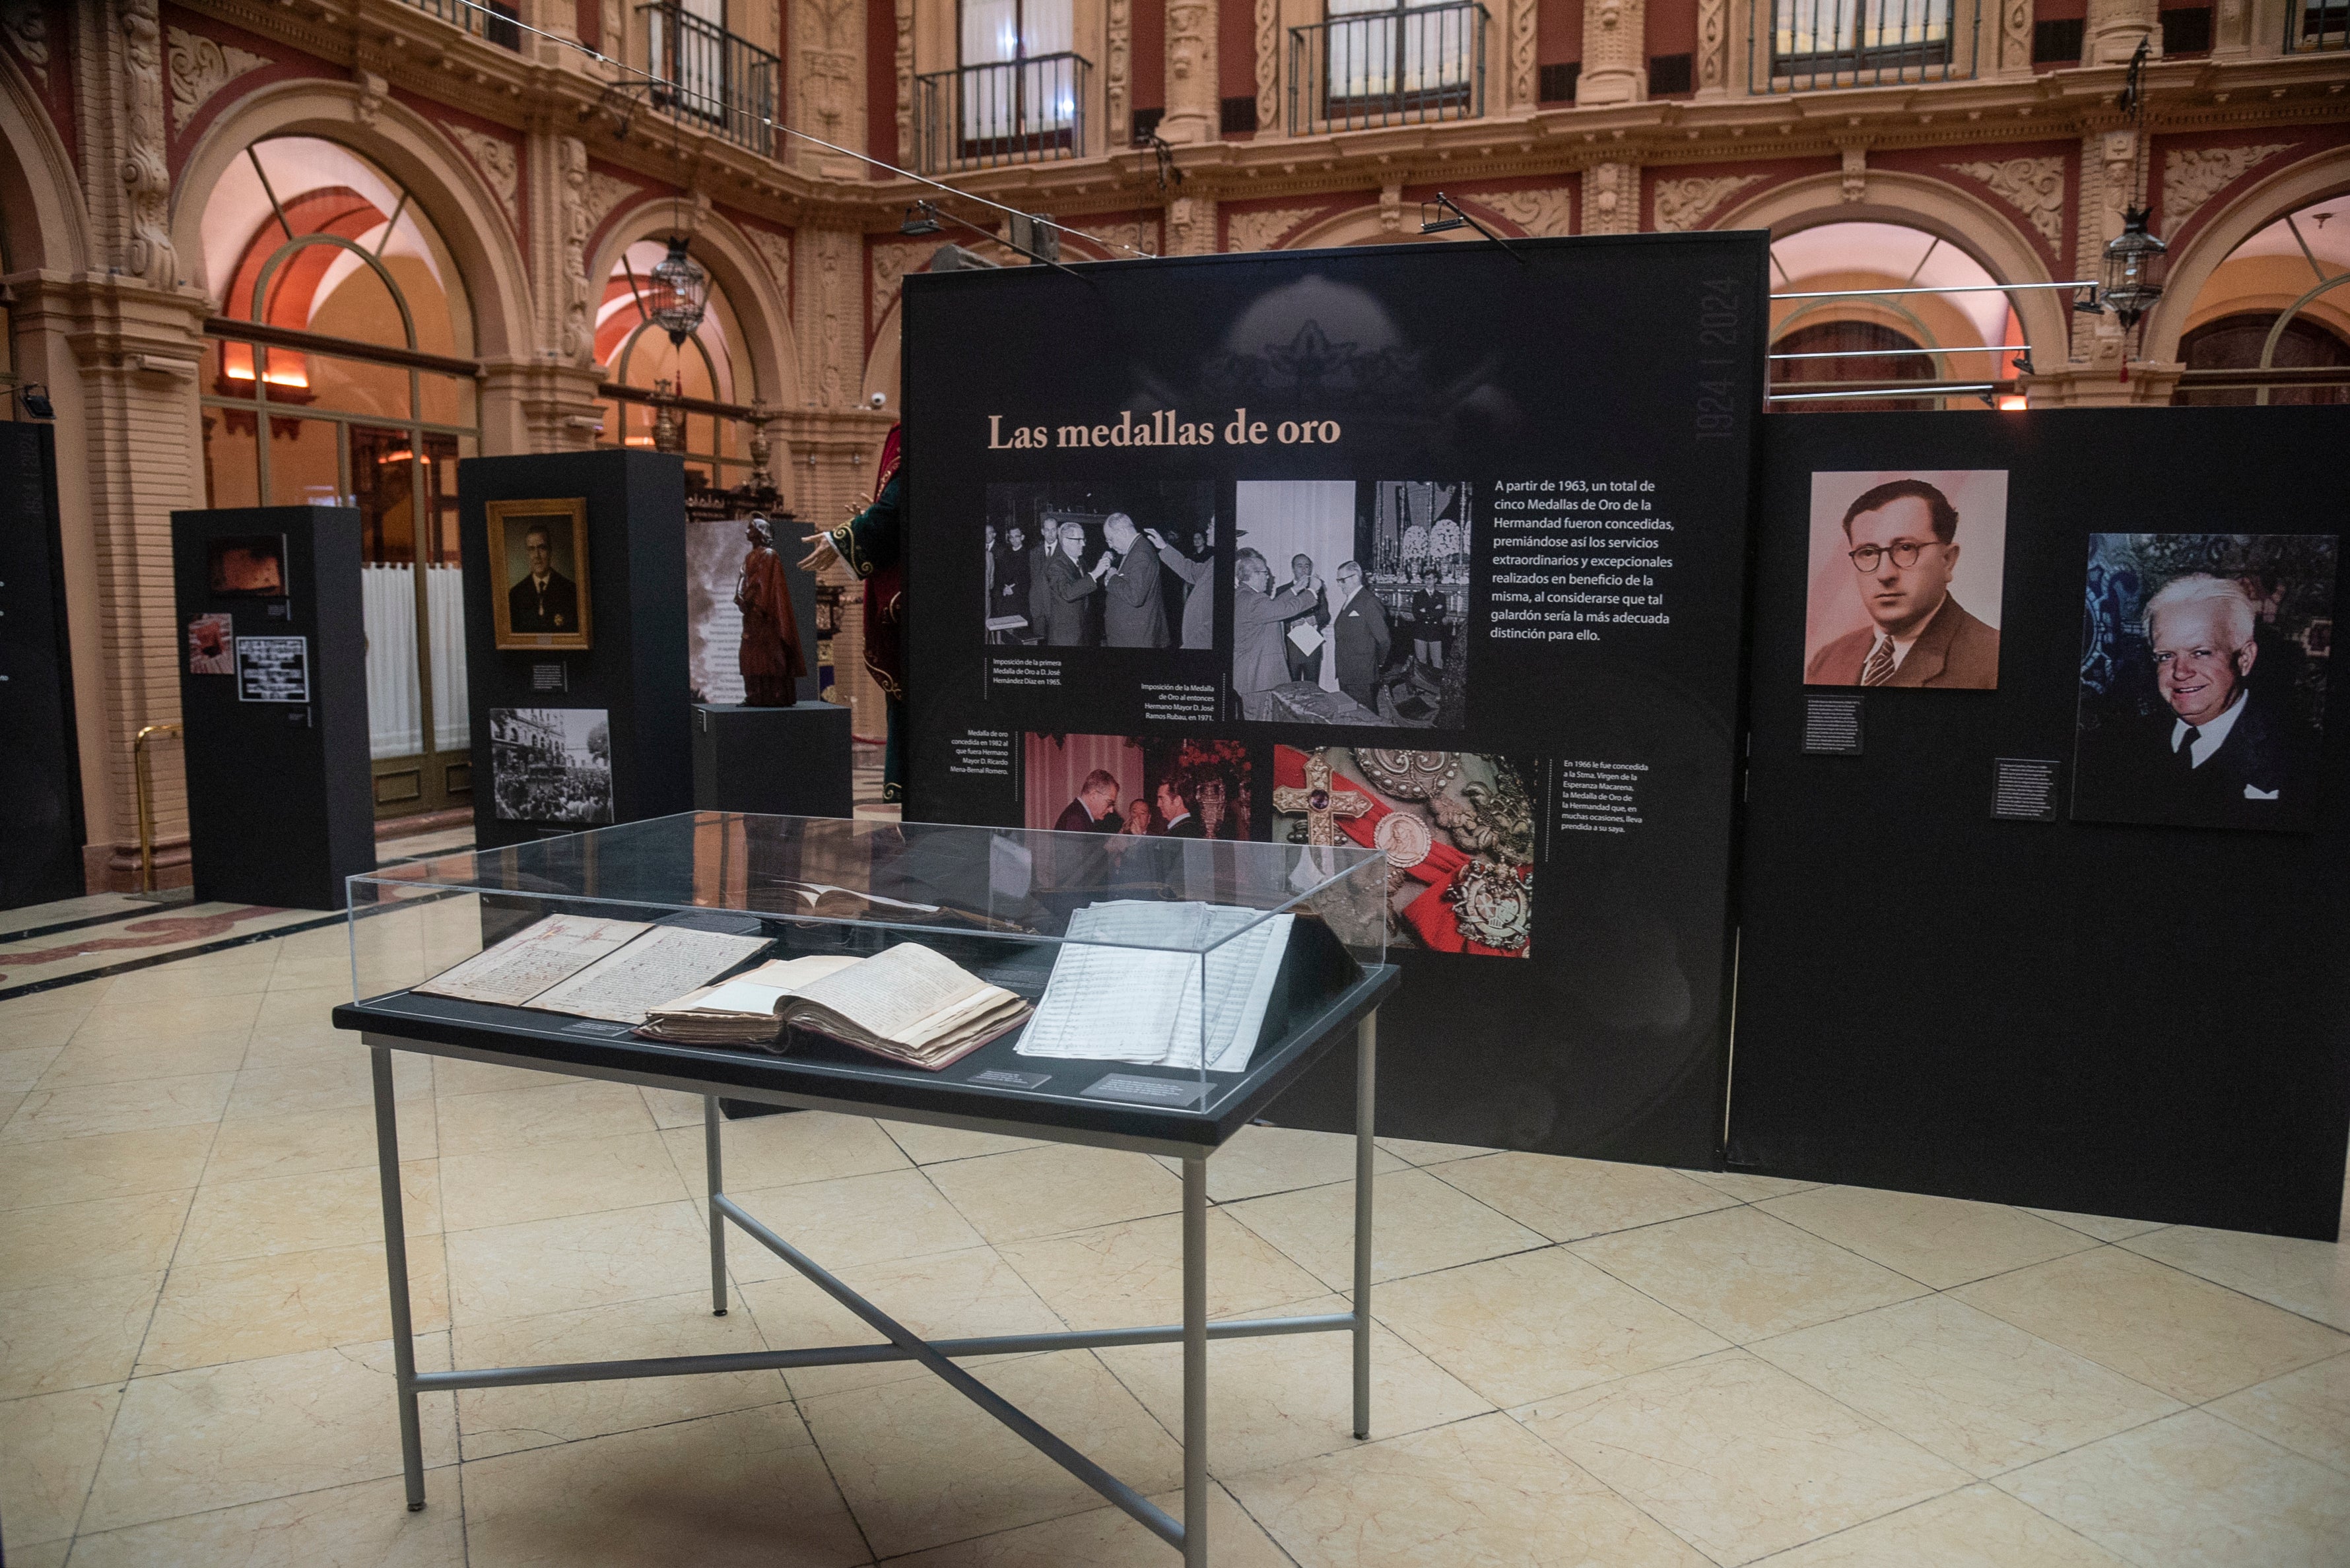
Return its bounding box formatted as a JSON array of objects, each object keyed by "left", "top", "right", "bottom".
[
  {"left": 1289, "top": 3, "right": 1488, "bottom": 134},
  {"left": 2293, "top": 0, "right": 2348, "bottom": 49},
  {"left": 400, "top": 0, "right": 521, "bottom": 49},
  {"left": 636, "top": 3, "right": 781, "bottom": 156},
  {"left": 1751, "top": 0, "right": 1980, "bottom": 91},
  {"left": 914, "top": 53, "right": 1091, "bottom": 173}
]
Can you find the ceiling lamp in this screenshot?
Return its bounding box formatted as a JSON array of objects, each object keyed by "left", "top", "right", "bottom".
[
  {"left": 2101, "top": 207, "right": 2168, "bottom": 331},
  {"left": 646, "top": 236, "right": 710, "bottom": 346}
]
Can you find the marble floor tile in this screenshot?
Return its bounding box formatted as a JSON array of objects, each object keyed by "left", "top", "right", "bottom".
[
  {"left": 1, "top": 1073, "right": 234, "bottom": 1144},
  {"left": 2205, "top": 1352, "right": 2350, "bottom": 1478},
  {"left": 1755, "top": 1483, "right": 2127, "bottom": 1567},
  {"left": 2021, "top": 1208, "right": 2170, "bottom": 1243},
  {"left": 34, "top": 1029, "right": 252, "bottom": 1092},
  {"left": 1223, "top": 1168, "right": 1546, "bottom": 1291},
  {"left": 1952, "top": 1247, "right": 2348, "bottom": 1403},
  {"left": 81, "top": 1336, "right": 458, "bottom": 1534},
  {"left": 460, "top": 1403, "right": 864, "bottom": 1568},
  {"left": 1434, "top": 1151, "right": 1737, "bottom": 1242},
  {"left": 70, "top": 992, "right": 264, "bottom": 1044},
  {"left": 203, "top": 1099, "right": 438, "bottom": 1183},
  {"left": 0, "top": 1045, "right": 63, "bottom": 1092},
  {"left": 1518, "top": 1349, "right": 1972, "bottom": 1565},
  {"left": 1751, "top": 1293, "right": 2184, "bottom": 1477},
  {"left": 1231, "top": 1409, "right": 1710, "bottom": 1568},
  {"left": 2120, "top": 1225, "right": 2350, "bottom": 1333},
  {"left": 3, "top": 1540, "right": 68, "bottom": 1567},
  {"left": 1371, "top": 1245, "right": 1731, "bottom": 1409},
  {"left": 0, "top": 1189, "right": 191, "bottom": 1289},
  {"left": 176, "top": 1161, "right": 439, "bottom": 1264},
  {"left": 723, "top": 1169, "right": 984, "bottom": 1282},
  {"left": 800, "top": 1349, "right": 1180, "bottom": 1559},
  {"left": 0, "top": 1123, "right": 214, "bottom": 1210},
  {"left": 638, "top": 1086, "right": 710, "bottom": 1130},
  {"left": 886, "top": 1479, "right": 1289, "bottom": 1567},
  {"left": 452, "top": 1289, "right": 789, "bottom": 1459},
  {"left": 439, "top": 1131, "right": 688, "bottom": 1232},
  {"left": 924, "top": 1143, "right": 1183, "bottom": 1245},
  {"left": 433, "top": 1078, "right": 658, "bottom": 1156},
  {"left": 0, "top": 1016, "right": 84, "bottom": 1059},
  {"left": 1096, "top": 1292, "right": 1492, "bottom": 1476},
  {"left": 1570, "top": 1205, "right": 1927, "bottom": 1344},
  {"left": 139, "top": 1239, "right": 450, "bottom": 1373},
  {"left": 1996, "top": 1408, "right": 2350, "bottom": 1568},
  {"left": 670, "top": 1109, "right": 911, "bottom": 1196},
  {"left": 1369, "top": 1135, "right": 1493, "bottom": 1167},
  {"left": 61, "top": 1472, "right": 467, "bottom": 1568},
  {"left": 883, "top": 1121, "right": 1046, "bottom": 1165},
  {"left": 444, "top": 1200, "right": 714, "bottom": 1324},
  {"left": 1679, "top": 1168, "right": 1822, "bottom": 1202},
  {"left": 222, "top": 1054, "right": 430, "bottom": 1122},
  {"left": 1757, "top": 1186, "right": 2095, "bottom": 1291},
  {"left": 743, "top": 1243, "right": 1065, "bottom": 1400},
  {"left": 0, "top": 1385, "right": 118, "bottom": 1546},
  {"left": 0, "top": 1272, "right": 162, "bottom": 1400},
  {"left": 996, "top": 1210, "right": 1327, "bottom": 1332},
  {"left": 1158, "top": 1123, "right": 1403, "bottom": 1204}
]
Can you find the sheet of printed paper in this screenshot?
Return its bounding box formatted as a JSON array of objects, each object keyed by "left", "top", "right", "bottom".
[
  {"left": 413, "top": 915, "right": 652, "bottom": 1008},
  {"left": 522, "top": 925, "right": 773, "bottom": 1024},
  {"left": 1287, "top": 622, "right": 1324, "bottom": 656},
  {"left": 683, "top": 954, "right": 865, "bottom": 1016},
  {"left": 1168, "top": 909, "right": 1294, "bottom": 1073},
  {"left": 1015, "top": 901, "right": 1212, "bottom": 1064}
]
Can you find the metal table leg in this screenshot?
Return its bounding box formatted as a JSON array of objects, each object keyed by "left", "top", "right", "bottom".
[
  {"left": 370, "top": 1046, "right": 426, "bottom": 1510},
  {"left": 1182, "top": 1150, "right": 1209, "bottom": 1567},
  {"left": 705, "top": 1096, "right": 727, "bottom": 1316},
  {"left": 1354, "top": 1009, "right": 1376, "bottom": 1440}
]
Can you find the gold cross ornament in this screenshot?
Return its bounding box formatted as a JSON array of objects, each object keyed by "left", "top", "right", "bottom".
[{"left": 1273, "top": 750, "right": 1374, "bottom": 847}]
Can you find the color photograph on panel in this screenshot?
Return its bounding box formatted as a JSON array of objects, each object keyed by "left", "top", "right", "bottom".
[
  {"left": 1803, "top": 469, "right": 2007, "bottom": 689},
  {"left": 2072, "top": 532, "right": 2336, "bottom": 833}
]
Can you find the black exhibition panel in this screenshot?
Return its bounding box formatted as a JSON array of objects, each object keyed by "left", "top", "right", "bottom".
[
  {"left": 692, "top": 702, "right": 854, "bottom": 817},
  {"left": 169, "top": 505, "right": 374, "bottom": 910},
  {"left": 899, "top": 235, "right": 1770, "bottom": 1167},
  {"left": 458, "top": 449, "right": 692, "bottom": 853},
  {"left": 0, "top": 422, "right": 84, "bottom": 909},
  {"left": 1732, "top": 407, "right": 2350, "bottom": 1239}
]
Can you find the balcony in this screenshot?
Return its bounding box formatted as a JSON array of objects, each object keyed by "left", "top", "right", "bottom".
[
  {"left": 636, "top": 3, "right": 782, "bottom": 156},
  {"left": 914, "top": 53, "right": 1092, "bottom": 174},
  {"left": 1751, "top": 0, "right": 1980, "bottom": 92},
  {"left": 1289, "top": 3, "right": 1487, "bottom": 135},
  {"left": 399, "top": 0, "right": 520, "bottom": 49}
]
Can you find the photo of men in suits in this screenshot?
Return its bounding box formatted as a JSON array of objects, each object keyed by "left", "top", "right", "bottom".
[
  {"left": 1804, "top": 476, "right": 2002, "bottom": 690},
  {"left": 1329, "top": 562, "right": 1393, "bottom": 712},
  {"left": 1052, "top": 769, "right": 1124, "bottom": 833},
  {"left": 1024, "top": 735, "right": 1254, "bottom": 841},
  {"left": 1098, "top": 513, "right": 1170, "bottom": 649},
  {"left": 2073, "top": 535, "right": 2335, "bottom": 834},
  {"left": 1284, "top": 554, "right": 1330, "bottom": 682},
  {"left": 508, "top": 521, "right": 580, "bottom": 635},
  {"left": 982, "top": 482, "right": 1212, "bottom": 654}
]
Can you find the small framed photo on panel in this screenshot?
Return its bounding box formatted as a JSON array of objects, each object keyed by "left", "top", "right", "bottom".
[{"left": 488, "top": 498, "right": 593, "bottom": 651}]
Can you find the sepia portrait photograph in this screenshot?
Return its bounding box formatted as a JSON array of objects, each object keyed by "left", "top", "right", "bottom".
[
  {"left": 1233, "top": 480, "right": 1469, "bottom": 728},
  {"left": 489, "top": 498, "right": 592, "bottom": 651},
  {"left": 1803, "top": 469, "right": 2007, "bottom": 690},
  {"left": 488, "top": 706, "right": 614, "bottom": 825},
  {"left": 983, "top": 481, "right": 1217, "bottom": 653},
  {"left": 1269, "top": 746, "right": 1534, "bottom": 957},
  {"left": 2072, "top": 533, "right": 2336, "bottom": 833},
  {"left": 207, "top": 534, "right": 287, "bottom": 598}
]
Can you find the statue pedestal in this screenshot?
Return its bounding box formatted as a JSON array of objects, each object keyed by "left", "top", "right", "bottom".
[{"left": 690, "top": 702, "right": 854, "bottom": 818}]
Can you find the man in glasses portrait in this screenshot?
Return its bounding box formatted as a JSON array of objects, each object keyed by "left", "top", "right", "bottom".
[{"left": 1805, "top": 478, "right": 2001, "bottom": 690}]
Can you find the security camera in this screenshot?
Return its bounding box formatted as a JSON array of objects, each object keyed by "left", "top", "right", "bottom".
[{"left": 868, "top": 392, "right": 887, "bottom": 409}]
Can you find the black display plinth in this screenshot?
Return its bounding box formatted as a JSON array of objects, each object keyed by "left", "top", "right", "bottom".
[
  {"left": 170, "top": 505, "right": 373, "bottom": 910},
  {"left": 690, "top": 703, "right": 854, "bottom": 818},
  {"left": 1, "top": 423, "right": 84, "bottom": 909},
  {"left": 458, "top": 451, "right": 691, "bottom": 853}
]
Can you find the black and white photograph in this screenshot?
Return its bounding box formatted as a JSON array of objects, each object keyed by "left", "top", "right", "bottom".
[
  {"left": 982, "top": 481, "right": 1217, "bottom": 651},
  {"left": 489, "top": 706, "right": 615, "bottom": 825},
  {"left": 1233, "top": 479, "right": 1469, "bottom": 727},
  {"left": 2073, "top": 533, "right": 2336, "bottom": 833}
]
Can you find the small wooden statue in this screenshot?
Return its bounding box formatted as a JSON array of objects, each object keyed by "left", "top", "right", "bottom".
[{"left": 734, "top": 513, "right": 806, "bottom": 707}]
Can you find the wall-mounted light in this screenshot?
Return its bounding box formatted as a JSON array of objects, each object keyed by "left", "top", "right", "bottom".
[{"left": 15, "top": 383, "right": 54, "bottom": 420}]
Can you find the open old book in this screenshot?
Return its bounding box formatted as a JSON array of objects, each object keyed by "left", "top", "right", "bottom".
[
  {"left": 637, "top": 943, "right": 1028, "bottom": 1070},
  {"left": 411, "top": 914, "right": 772, "bottom": 1026}
]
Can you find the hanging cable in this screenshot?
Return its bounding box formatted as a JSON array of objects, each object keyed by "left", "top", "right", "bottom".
[{"left": 433, "top": 0, "right": 1157, "bottom": 259}]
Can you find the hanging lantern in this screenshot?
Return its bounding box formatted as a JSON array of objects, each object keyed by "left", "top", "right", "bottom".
[
  {"left": 646, "top": 236, "right": 710, "bottom": 346},
  {"left": 2102, "top": 207, "right": 2168, "bottom": 331}
]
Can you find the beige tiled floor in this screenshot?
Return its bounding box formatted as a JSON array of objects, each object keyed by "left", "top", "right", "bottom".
[{"left": 3, "top": 925, "right": 2347, "bottom": 1566}]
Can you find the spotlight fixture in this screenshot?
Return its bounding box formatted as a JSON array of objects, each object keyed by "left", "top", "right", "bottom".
[
  {"left": 1417, "top": 194, "right": 1528, "bottom": 266},
  {"left": 900, "top": 202, "right": 943, "bottom": 236},
  {"left": 645, "top": 236, "right": 710, "bottom": 347},
  {"left": 16, "top": 382, "right": 54, "bottom": 420}
]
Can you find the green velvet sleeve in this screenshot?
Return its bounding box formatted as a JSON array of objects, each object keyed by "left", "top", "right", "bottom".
[{"left": 827, "top": 469, "right": 902, "bottom": 579}]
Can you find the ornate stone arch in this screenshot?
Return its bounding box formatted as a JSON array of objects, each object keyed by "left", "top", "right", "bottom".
[
  {"left": 0, "top": 51, "right": 90, "bottom": 273},
  {"left": 586, "top": 201, "right": 801, "bottom": 413},
  {"left": 2140, "top": 146, "right": 2350, "bottom": 366},
  {"left": 1715, "top": 171, "right": 2069, "bottom": 370},
  {"left": 170, "top": 79, "right": 533, "bottom": 366}
]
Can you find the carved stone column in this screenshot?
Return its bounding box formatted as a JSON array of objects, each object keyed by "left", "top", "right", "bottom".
[
  {"left": 1255, "top": 0, "right": 1281, "bottom": 136},
  {"left": 1166, "top": 193, "right": 1219, "bottom": 254},
  {"left": 2085, "top": 0, "right": 2159, "bottom": 64},
  {"left": 791, "top": 0, "right": 868, "bottom": 178},
  {"left": 1578, "top": 0, "right": 1646, "bottom": 107},
  {"left": 2059, "top": 129, "right": 2136, "bottom": 401},
  {"left": 1582, "top": 162, "right": 1640, "bottom": 234},
  {"left": 1695, "top": 0, "right": 1731, "bottom": 98},
  {"left": 1994, "top": 0, "right": 2036, "bottom": 77},
  {"left": 513, "top": 131, "right": 605, "bottom": 453},
  {"left": 1163, "top": 0, "right": 1219, "bottom": 144},
  {"left": 1508, "top": 0, "right": 1539, "bottom": 112},
  {"left": 1109, "top": 0, "right": 1133, "bottom": 147}
]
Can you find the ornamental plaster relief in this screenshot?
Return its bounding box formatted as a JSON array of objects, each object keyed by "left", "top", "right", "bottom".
[
  {"left": 1226, "top": 205, "right": 1320, "bottom": 251},
  {"left": 1, "top": 2, "right": 48, "bottom": 88},
  {"left": 448, "top": 123, "right": 521, "bottom": 232},
  {"left": 1652, "top": 174, "right": 1761, "bottom": 233},
  {"left": 1478, "top": 187, "right": 1574, "bottom": 237},
  {"left": 1582, "top": 162, "right": 1637, "bottom": 235},
  {"left": 2162, "top": 143, "right": 2290, "bottom": 233},
  {"left": 121, "top": 0, "right": 178, "bottom": 288},
  {"left": 1947, "top": 155, "right": 2068, "bottom": 249},
  {"left": 164, "top": 24, "right": 267, "bottom": 133}
]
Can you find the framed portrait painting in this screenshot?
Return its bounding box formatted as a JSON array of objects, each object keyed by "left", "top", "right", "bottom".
[{"left": 488, "top": 498, "right": 593, "bottom": 651}]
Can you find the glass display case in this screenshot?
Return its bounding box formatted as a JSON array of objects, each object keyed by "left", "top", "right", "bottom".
[{"left": 340, "top": 812, "right": 1391, "bottom": 1136}]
